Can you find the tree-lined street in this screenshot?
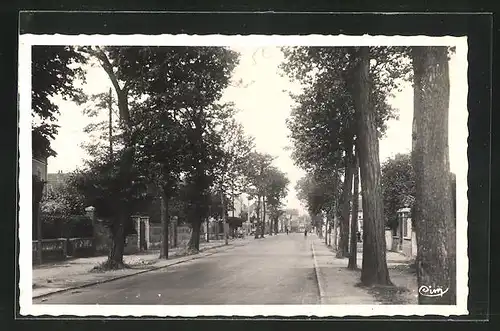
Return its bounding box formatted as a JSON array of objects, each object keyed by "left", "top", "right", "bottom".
[
  {"left": 30, "top": 42, "right": 462, "bottom": 307},
  {"left": 36, "top": 233, "right": 321, "bottom": 305}
]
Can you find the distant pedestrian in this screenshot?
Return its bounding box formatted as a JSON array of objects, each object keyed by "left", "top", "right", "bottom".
[{"left": 304, "top": 229, "right": 308, "bottom": 237}]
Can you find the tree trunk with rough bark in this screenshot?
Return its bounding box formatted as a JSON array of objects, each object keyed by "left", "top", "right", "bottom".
[
  {"left": 255, "top": 195, "right": 261, "bottom": 239},
  {"left": 337, "top": 141, "right": 354, "bottom": 258},
  {"left": 411, "top": 46, "right": 456, "bottom": 304},
  {"left": 108, "top": 211, "right": 126, "bottom": 268},
  {"left": 188, "top": 220, "right": 201, "bottom": 251},
  {"left": 261, "top": 196, "right": 266, "bottom": 238},
  {"left": 92, "top": 49, "right": 134, "bottom": 269},
  {"left": 332, "top": 210, "right": 339, "bottom": 251},
  {"left": 351, "top": 46, "right": 392, "bottom": 286},
  {"left": 159, "top": 190, "right": 169, "bottom": 259},
  {"left": 325, "top": 217, "right": 329, "bottom": 246},
  {"left": 348, "top": 157, "right": 360, "bottom": 270},
  {"left": 328, "top": 212, "right": 332, "bottom": 246}
]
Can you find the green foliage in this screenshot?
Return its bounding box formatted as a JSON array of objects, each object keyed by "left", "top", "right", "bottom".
[
  {"left": 105, "top": 46, "right": 239, "bottom": 104},
  {"left": 40, "top": 177, "right": 86, "bottom": 217},
  {"left": 243, "top": 151, "right": 275, "bottom": 199},
  {"left": 79, "top": 46, "right": 240, "bottom": 231},
  {"left": 71, "top": 150, "right": 150, "bottom": 234},
  {"left": 281, "top": 46, "right": 407, "bottom": 176},
  {"left": 32, "top": 46, "right": 87, "bottom": 158},
  {"left": 295, "top": 171, "right": 341, "bottom": 217},
  {"left": 40, "top": 214, "right": 93, "bottom": 239},
  {"left": 263, "top": 166, "right": 290, "bottom": 218},
  {"left": 212, "top": 110, "right": 255, "bottom": 197},
  {"left": 281, "top": 46, "right": 412, "bottom": 236},
  {"left": 380, "top": 153, "right": 416, "bottom": 230}
]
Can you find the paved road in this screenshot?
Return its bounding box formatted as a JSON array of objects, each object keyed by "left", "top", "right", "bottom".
[{"left": 34, "top": 233, "right": 320, "bottom": 305}]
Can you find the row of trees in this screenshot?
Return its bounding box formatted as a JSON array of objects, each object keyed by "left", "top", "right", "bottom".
[
  {"left": 32, "top": 46, "right": 289, "bottom": 269},
  {"left": 283, "top": 46, "right": 456, "bottom": 304},
  {"left": 245, "top": 153, "right": 290, "bottom": 238}
]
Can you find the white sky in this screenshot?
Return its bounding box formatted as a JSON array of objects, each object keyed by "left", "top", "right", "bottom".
[{"left": 46, "top": 45, "right": 468, "bottom": 215}]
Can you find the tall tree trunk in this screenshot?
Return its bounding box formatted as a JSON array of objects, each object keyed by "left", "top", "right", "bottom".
[
  {"left": 332, "top": 208, "right": 339, "bottom": 251},
  {"left": 206, "top": 205, "right": 210, "bottom": 243},
  {"left": 317, "top": 215, "right": 323, "bottom": 239},
  {"left": 411, "top": 46, "right": 455, "bottom": 304},
  {"left": 159, "top": 190, "right": 169, "bottom": 259},
  {"left": 108, "top": 87, "right": 113, "bottom": 160},
  {"left": 270, "top": 213, "right": 274, "bottom": 236},
  {"left": 188, "top": 220, "right": 202, "bottom": 251},
  {"left": 325, "top": 216, "right": 329, "bottom": 246},
  {"left": 348, "top": 156, "right": 360, "bottom": 269},
  {"left": 255, "top": 195, "right": 261, "bottom": 239},
  {"left": 350, "top": 46, "right": 391, "bottom": 286},
  {"left": 261, "top": 196, "right": 266, "bottom": 238},
  {"left": 220, "top": 189, "right": 229, "bottom": 245},
  {"left": 328, "top": 212, "right": 332, "bottom": 246},
  {"left": 108, "top": 211, "right": 126, "bottom": 268},
  {"left": 94, "top": 49, "right": 134, "bottom": 269},
  {"left": 337, "top": 140, "right": 355, "bottom": 258},
  {"left": 187, "top": 203, "right": 203, "bottom": 252}
]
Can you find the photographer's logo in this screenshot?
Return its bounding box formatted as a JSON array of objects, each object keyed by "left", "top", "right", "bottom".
[{"left": 418, "top": 285, "right": 449, "bottom": 298}]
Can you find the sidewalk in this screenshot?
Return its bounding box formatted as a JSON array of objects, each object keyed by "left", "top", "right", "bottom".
[
  {"left": 32, "top": 236, "right": 255, "bottom": 299},
  {"left": 311, "top": 236, "right": 378, "bottom": 304},
  {"left": 311, "top": 234, "right": 418, "bottom": 304}
]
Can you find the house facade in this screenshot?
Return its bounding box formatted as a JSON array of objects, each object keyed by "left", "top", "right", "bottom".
[{"left": 32, "top": 156, "right": 48, "bottom": 182}]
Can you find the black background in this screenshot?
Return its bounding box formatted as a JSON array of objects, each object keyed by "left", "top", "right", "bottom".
[{"left": 0, "top": 1, "right": 495, "bottom": 329}]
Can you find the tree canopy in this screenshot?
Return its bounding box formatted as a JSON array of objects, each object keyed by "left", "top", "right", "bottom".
[
  {"left": 32, "top": 46, "right": 87, "bottom": 158},
  {"left": 381, "top": 153, "right": 416, "bottom": 230}
]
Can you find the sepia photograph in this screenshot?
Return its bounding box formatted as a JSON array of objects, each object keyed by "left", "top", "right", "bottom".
[{"left": 19, "top": 34, "right": 468, "bottom": 317}]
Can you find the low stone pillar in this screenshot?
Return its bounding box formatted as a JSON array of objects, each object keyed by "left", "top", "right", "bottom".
[
  {"left": 132, "top": 215, "right": 141, "bottom": 250},
  {"left": 411, "top": 229, "right": 418, "bottom": 257},
  {"left": 385, "top": 228, "right": 393, "bottom": 252}
]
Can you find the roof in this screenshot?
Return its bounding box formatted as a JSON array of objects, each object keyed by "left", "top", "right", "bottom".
[{"left": 397, "top": 207, "right": 411, "bottom": 213}]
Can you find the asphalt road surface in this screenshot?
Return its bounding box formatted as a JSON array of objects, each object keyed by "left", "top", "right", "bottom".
[{"left": 34, "top": 233, "right": 321, "bottom": 305}]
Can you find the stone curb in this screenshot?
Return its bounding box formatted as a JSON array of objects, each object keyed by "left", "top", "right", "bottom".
[
  {"left": 310, "top": 240, "right": 326, "bottom": 304},
  {"left": 33, "top": 239, "right": 254, "bottom": 300}
]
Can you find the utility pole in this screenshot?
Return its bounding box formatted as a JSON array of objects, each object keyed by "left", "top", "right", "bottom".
[{"left": 108, "top": 87, "right": 113, "bottom": 160}]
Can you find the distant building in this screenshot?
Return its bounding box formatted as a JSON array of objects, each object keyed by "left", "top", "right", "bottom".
[{"left": 45, "top": 171, "right": 71, "bottom": 194}]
